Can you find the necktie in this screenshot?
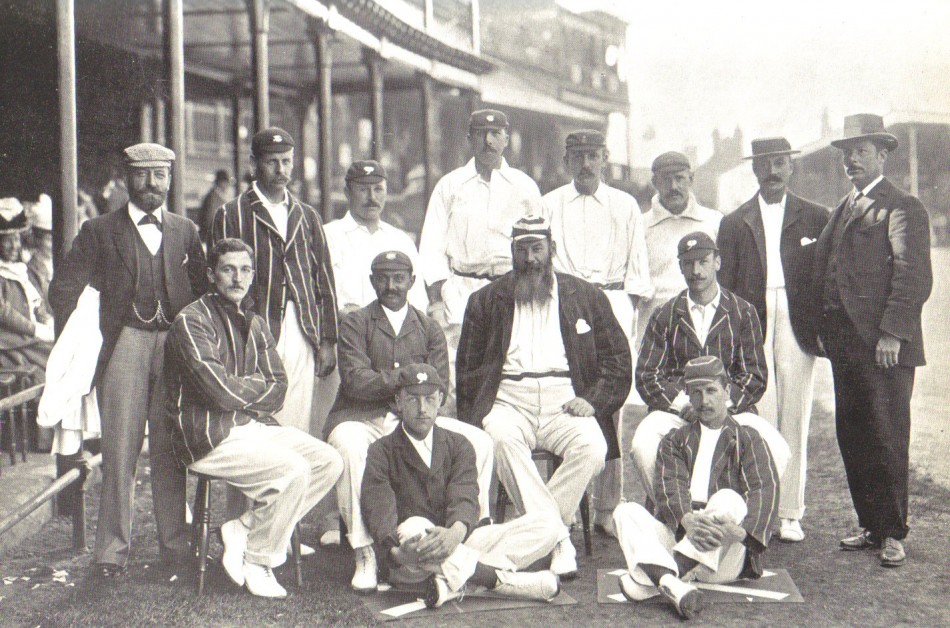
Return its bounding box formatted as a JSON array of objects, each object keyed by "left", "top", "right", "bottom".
[{"left": 138, "top": 213, "right": 162, "bottom": 231}]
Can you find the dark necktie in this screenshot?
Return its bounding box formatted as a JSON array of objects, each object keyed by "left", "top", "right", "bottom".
[{"left": 138, "top": 213, "right": 162, "bottom": 231}]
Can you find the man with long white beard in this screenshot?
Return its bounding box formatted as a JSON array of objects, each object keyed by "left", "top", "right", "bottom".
[{"left": 456, "top": 216, "right": 631, "bottom": 580}]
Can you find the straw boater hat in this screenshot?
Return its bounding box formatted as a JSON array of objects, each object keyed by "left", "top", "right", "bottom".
[
  {"left": 0, "top": 198, "right": 29, "bottom": 236},
  {"left": 830, "top": 114, "right": 899, "bottom": 152},
  {"left": 743, "top": 137, "right": 801, "bottom": 160}
]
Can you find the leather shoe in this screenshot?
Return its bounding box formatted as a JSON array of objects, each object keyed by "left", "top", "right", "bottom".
[
  {"left": 840, "top": 529, "right": 880, "bottom": 551},
  {"left": 94, "top": 563, "right": 126, "bottom": 579},
  {"left": 880, "top": 537, "right": 906, "bottom": 567}
]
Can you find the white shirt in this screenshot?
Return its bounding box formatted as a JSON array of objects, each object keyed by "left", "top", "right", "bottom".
[
  {"left": 127, "top": 202, "right": 164, "bottom": 256},
  {"left": 253, "top": 181, "right": 289, "bottom": 240},
  {"left": 381, "top": 302, "right": 409, "bottom": 336},
  {"left": 543, "top": 181, "right": 651, "bottom": 296},
  {"left": 503, "top": 275, "right": 570, "bottom": 375},
  {"left": 686, "top": 286, "right": 721, "bottom": 346},
  {"left": 857, "top": 175, "right": 884, "bottom": 198},
  {"left": 402, "top": 424, "right": 433, "bottom": 468},
  {"left": 689, "top": 424, "right": 724, "bottom": 503},
  {"left": 642, "top": 194, "right": 722, "bottom": 304},
  {"left": 323, "top": 212, "right": 427, "bottom": 310},
  {"left": 419, "top": 158, "right": 543, "bottom": 284},
  {"left": 757, "top": 194, "right": 787, "bottom": 288}
]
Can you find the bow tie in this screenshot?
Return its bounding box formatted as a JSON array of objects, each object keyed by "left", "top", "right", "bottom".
[{"left": 138, "top": 213, "right": 162, "bottom": 231}]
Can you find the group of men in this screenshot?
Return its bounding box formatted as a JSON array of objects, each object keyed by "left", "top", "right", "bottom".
[{"left": 43, "top": 105, "right": 931, "bottom": 619}]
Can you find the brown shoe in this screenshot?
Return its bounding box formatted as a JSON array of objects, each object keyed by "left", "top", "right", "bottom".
[
  {"left": 840, "top": 529, "right": 880, "bottom": 551},
  {"left": 880, "top": 538, "right": 906, "bottom": 567}
]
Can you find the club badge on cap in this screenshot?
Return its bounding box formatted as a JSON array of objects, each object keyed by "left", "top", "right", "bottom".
[{"left": 677, "top": 231, "right": 718, "bottom": 260}]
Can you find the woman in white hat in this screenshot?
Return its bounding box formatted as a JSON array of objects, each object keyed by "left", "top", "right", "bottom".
[{"left": 26, "top": 194, "right": 54, "bottom": 302}]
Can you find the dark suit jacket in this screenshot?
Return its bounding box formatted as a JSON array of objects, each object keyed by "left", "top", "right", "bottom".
[
  {"left": 636, "top": 288, "right": 766, "bottom": 414},
  {"left": 361, "top": 425, "right": 479, "bottom": 566},
  {"left": 49, "top": 206, "right": 207, "bottom": 381},
  {"left": 813, "top": 177, "right": 932, "bottom": 366},
  {"left": 325, "top": 301, "right": 450, "bottom": 438},
  {"left": 718, "top": 192, "right": 829, "bottom": 354},
  {"left": 456, "top": 272, "right": 632, "bottom": 459},
  {"left": 655, "top": 416, "right": 779, "bottom": 579}
]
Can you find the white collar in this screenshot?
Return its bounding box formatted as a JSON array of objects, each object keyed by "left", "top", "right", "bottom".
[
  {"left": 380, "top": 301, "right": 409, "bottom": 334},
  {"left": 128, "top": 201, "right": 164, "bottom": 224},
  {"left": 402, "top": 423, "right": 434, "bottom": 465},
  {"left": 648, "top": 193, "right": 700, "bottom": 225},
  {"left": 687, "top": 285, "right": 721, "bottom": 312},
  {"left": 569, "top": 180, "right": 609, "bottom": 205},
  {"left": 340, "top": 210, "right": 388, "bottom": 234},
  {"left": 462, "top": 157, "right": 513, "bottom": 184},
  {"left": 252, "top": 181, "right": 289, "bottom": 209},
  {"left": 857, "top": 175, "right": 884, "bottom": 197},
  {"left": 757, "top": 193, "right": 786, "bottom": 210}
]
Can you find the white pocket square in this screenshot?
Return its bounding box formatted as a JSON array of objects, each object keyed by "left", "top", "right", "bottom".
[
  {"left": 575, "top": 318, "right": 591, "bottom": 334},
  {"left": 800, "top": 237, "right": 816, "bottom": 247},
  {"left": 181, "top": 254, "right": 189, "bottom": 266}
]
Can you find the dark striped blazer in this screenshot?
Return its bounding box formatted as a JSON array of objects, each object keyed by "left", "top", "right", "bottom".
[
  {"left": 636, "top": 287, "right": 766, "bottom": 414},
  {"left": 209, "top": 186, "right": 338, "bottom": 350},
  {"left": 164, "top": 292, "right": 287, "bottom": 466},
  {"left": 655, "top": 416, "right": 779, "bottom": 578}
]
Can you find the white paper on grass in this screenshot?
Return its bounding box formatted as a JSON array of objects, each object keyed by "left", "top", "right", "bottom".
[
  {"left": 694, "top": 582, "right": 788, "bottom": 600},
  {"left": 380, "top": 600, "right": 428, "bottom": 618}
]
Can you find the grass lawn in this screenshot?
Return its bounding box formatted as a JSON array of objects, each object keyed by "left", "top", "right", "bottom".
[{"left": 1, "top": 392, "right": 949, "bottom": 626}]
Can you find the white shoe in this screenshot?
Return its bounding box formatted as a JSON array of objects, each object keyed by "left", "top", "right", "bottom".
[
  {"left": 492, "top": 570, "right": 559, "bottom": 602},
  {"left": 243, "top": 561, "right": 287, "bottom": 599},
  {"left": 319, "top": 529, "right": 341, "bottom": 547},
  {"left": 351, "top": 545, "right": 377, "bottom": 593},
  {"left": 779, "top": 518, "right": 805, "bottom": 542},
  {"left": 220, "top": 519, "right": 248, "bottom": 587},
  {"left": 618, "top": 573, "right": 660, "bottom": 601},
  {"left": 549, "top": 537, "right": 578, "bottom": 580},
  {"left": 658, "top": 574, "right": 705, "bottom": 620},
  {"left": 424, "top": 574, "right": 464, "bottom": 608}
]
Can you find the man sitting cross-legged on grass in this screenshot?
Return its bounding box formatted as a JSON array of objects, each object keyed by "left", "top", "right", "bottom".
[
  {"left": 361, "top": 363, "right": 561, "bottom": 608},
  {"left": 612, "top": 356, "right": 779, "bottom": 621},
  {"left": 164, "top": 238, "right": 343, "bottom": 598}
]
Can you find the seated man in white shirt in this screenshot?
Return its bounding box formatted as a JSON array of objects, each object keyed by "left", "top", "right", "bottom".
[{"left": 613, "top": 356, "right": 779, "bottom": 620}]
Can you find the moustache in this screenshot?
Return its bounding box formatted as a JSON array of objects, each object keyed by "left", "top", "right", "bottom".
[
  {"left": 766, "top": 175, "right": 783, "bottom": 183},
  {"left": 363, "top": 203, "right": 381, "bottom": 210}
]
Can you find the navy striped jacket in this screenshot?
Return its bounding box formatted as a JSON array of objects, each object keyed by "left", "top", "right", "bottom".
[
  {"left": 210, "top": 187, "right": 338, "bottom": 349},
  {"left": 164, "top": 292, "right": 287, "bottom": 466},
  {"left": 636, "top": 287, "right": 766, "bottom": 414}
]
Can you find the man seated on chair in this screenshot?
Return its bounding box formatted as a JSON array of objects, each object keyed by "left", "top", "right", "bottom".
[
  {"left": 631, "top": 231, "right": 790, "bottom": 502},
  {"left": 164, "top": 238, "right": 343, "bottom": 599},
  {"left": 362, "top": 363, "right": 561, "bottom": 607},
  {"left": 326, "top": 250, "right": 493, "bottom": 594},
  {"left": 613, "top": 356, "right": 779, "bottom": 620},
  {"left": 456, "top": 215, "right": 632, "bottom": 580}
]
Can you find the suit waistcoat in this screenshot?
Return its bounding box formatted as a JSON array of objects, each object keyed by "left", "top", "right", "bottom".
[
  {"left": 821, "top": 202, "right": 851, "bottom": 310},
  {"left": 129, "top": 234, "right": 171, "bottom": 329}
]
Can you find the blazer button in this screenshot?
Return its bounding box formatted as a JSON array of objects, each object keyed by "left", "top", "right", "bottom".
[{"left": 394, "top": 362, "right": 400, "bottom": 368}]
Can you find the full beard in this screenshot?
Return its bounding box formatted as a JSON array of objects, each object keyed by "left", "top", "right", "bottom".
[{"left": 513, "top": 261, "right": 554, "bottom": 307}]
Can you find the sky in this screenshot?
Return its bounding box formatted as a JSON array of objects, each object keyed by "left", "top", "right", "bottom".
[{"left": 562, "top": 0, "right": 950, "bottom": 167}]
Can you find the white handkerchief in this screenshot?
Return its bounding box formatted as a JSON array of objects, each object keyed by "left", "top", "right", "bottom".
[
  {"left": 800, "top": 237, "right": 816, "bottom": 247},
  {"left": 575, "top": 318, "right": 591, "bottom": 334}
]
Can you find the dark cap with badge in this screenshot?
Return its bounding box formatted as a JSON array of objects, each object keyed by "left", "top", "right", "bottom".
[
  {"left": 251, "top": 127, "right": 295, "bottom": 155},
  {"left": 652, "top": 151, "right": 691, "bottom": 174},
  {"left": 345, "top": 160, "right": 387, "bottom": 184},
  {"left": 683, "top": 355, "right": 727, "bottom": 387},
  {"left": 565, "top": 129, "right": 606, "bottom": 151},
  {"left": 371, "top": 250, "right": 413, "bottom": 274},
  {"left": 469, "top": 109, "right": 509, "bottom": 131},
  {"left": 395, "top": 363, "right": 445, "bottom": 395},
  {"left": 677, "top": 231, "right": 719, "bottom": 261}
]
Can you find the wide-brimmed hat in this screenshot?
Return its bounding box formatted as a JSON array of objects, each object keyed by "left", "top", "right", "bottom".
[
  {"left": 0, "top": 198, "right": 29, "bottom": 236},
  {"left": 830, "top": 114, "right": 898, "bottom": 151},
  {"left": 743, "top": 137, "right": 801, "bottom": 160}
]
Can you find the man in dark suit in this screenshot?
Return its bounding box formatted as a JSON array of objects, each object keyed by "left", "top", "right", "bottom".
[
  {"left": 50, "top": 143, "right": 207, "bottom": 578},
  {"left": 717, "top": 137, "right": 829, "bottom": 542},
  {"left": 814, "top": 114, "right": 933, "bottom": 567},
  {"left": 456, "top": 215, "right": 632, "bottom": 579}
]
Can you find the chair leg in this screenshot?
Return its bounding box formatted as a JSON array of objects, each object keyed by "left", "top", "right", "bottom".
[
  {"left": 17, "top": 398, "right": 28, "bottom": 462},
  {"left": 580, "top": 491, "right": 593, "bottom": 557},
  {"left": 7, "top": 397, "right": 17, "bottom": 466},
  {"left": 494, "top": 480, "right": 508, "bottom": 524},
  {"left": 291, "top": 525, "right": 303, "bottom": 586},
  {"left": 196, "top": 481, "right": 212, "bottom": 595},
  {"left": 191, "top": 480, "right": 208, "bottom": 559}
]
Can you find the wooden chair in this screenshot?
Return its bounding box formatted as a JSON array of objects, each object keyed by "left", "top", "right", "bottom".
[
  {"left": 191, "top": 473, "right": 304, "bottom": 594},
  {"left": 494, "top": 449, "right": 593, "bottom": 556},
  {"left": 0, "top": 368, "right": 33, "bottom": 473}
]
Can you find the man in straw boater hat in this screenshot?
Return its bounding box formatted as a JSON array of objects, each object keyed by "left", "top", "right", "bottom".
[
  {"left": 456, "top": 215, "right": 631, "bottom": 580},
  {"left": 50, "top": 143, "right": 208, "bottom": 578},
  {"left": 612, "top": 356, "right": 780, "bottom": 621},
  {"left": 716, "top": 137, "right": 829, "bottom": 542},
  {"left": 813, "top": 114, "right": 932, "bottom": 567}
]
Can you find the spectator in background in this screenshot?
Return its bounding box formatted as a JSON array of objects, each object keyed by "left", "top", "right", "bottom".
[
  {"left": 98, "top": 164, "right": 129, "bottom": 214},
  {"left": 77, "top": 188, "right": 99, "bottom": 227},
  {"left": 198, "top": 169, "right": 232, "bottom": 243},
  {"left": 27, "top": 194, "right": 54, "bottom": 302}
]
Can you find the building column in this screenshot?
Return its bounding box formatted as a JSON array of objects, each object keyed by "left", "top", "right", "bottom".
[
  {"left": 55, "top": 0, "right": 78, "bottom": 261},
  {"left": 248, "top": 0, "right": 270, "bottom": 132},
  {"left": 465, "top": 88, "right": 480, "bottom": 114},
  {"left": 419, "top": 72, "right": 437, "bottom": 204},
  {"left": 309, "top": 20, "right": 333, "bottom": 222},
  {"left": 231, "top": 83, "right": 243, "bottom": 196},
  {"left": 294, "top": 98, "right": 311, "bottom": 204},
  {"left": 163, "top": 0, "right": 186, "bottom": 215},
  {"left": 907, "top": 125, "right": 919, "bottom": 197},
  {"left": 363, "top": 48, "right": 384, "bottom": 160}
]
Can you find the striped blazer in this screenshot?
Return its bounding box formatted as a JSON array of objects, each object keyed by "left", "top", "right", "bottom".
[
  {"left": 636, "top": 287, "right": 766, "bottom": 414},
  {"left": 656, "top": 416, "right": 779, "bottom": 578},
  {"left": 210, "top": 187, "right": 338, "bottom": 349},
  {"left": 164, "top": 292, "right": 287, "bottom": 466}
]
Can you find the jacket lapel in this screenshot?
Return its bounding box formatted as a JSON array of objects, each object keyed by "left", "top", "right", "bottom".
[
  {"left": 112, "top": 208, "right": 138, "bottom": 281},
  {"left": 741, "top": 199, "right": 767, "bottom": 276},
  {"left": 370, "top": 302, "right": 397, "bottom": 338},
  {"left": 708, "top": 420, "right": 739, "bottom": 491},
  {"left": 704, "top": 292, "right": 731, "bottom": 347},
  {"left": 161, "top": 210, "right": 184, "bottom": 287},
  {"left": 395, "top": 425, "right": 431, "bottom": 475},
  {"left": 672, "top": 293, "right": 703, "bottom": 349},
  {"left": 782, "top": 194, "right": 804, "bottom": 233},
  {"left": 284, "top": 198, "right": 304, "bottom": 251}
]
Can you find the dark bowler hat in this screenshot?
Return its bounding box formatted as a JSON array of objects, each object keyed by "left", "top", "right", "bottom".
[
  {"left": 511, "top": 215, "right": 551, "bottom": 242},
  {"left": 677, "top": 231, "right": 718, "bottom": 260},
  {"left": 684, "top": 355, "right": 727, "bottom": 386},
  {"left": 565, "top": 129, "right": 606, "bottom": 151},
  {"left": 371, "top": 250, "right": 413, "bottom": 274},
  {"left": 251, "top": 127, "right": 295, "bottom": 155},
  {"left": 831, "top": 114, "right": 898, "bottom": 152},
  {"left": 652, "top": 151, "right": 691, "bottom": 174},
  {"left": 396, "top": 363, "right": 445, "bottom": 395},
  {"left": 345, "top": 160, "right": 387, "bottom": 184},
  {"left": 0, "top": 198, "right": 28, "bottom": 235},
  {"left": 124, "top": 143, "right": 175, "bottom": 168},
  {"left": 469, "top": 109, "right": 509, "bottom": 130},
  {"left": 743, "top": 137, "right": 801, "bottom": 160}
]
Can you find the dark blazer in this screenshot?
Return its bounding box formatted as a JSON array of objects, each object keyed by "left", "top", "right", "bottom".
[
  {"left": 325, "top": 301, "right": 449, "bottom": 438},
  {"left": 655, "top": 416, "right": 779, "bottom": 579},
  {"left": 813, "top": 177, "right": 932, "bottom": 366},
  {"left": 717, "top": 192, "right": 829, "bottom": 354},
  {"left": 361, "top": 425, "right": 479, "bottom": 564},
  {"left": 456, "top": 272, "right": 632, "bottom": 459},
  {"left": 49, "top": 206, "right": 207, "bottom": 381},
  {"left": 637, "top": 288, "right": 766, "bottom": 415}
]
